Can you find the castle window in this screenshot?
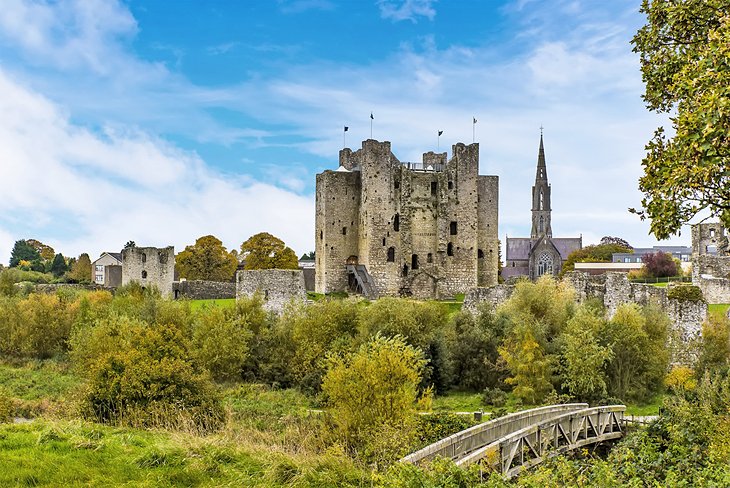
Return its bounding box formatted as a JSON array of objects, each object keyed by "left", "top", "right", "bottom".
[
  {"left": 141, "top": 253, "right": 146, "bottom": 264},
  {"left": 478, "top": 249, "right": 484, "bottom": 259},
  {"left": 141, "top": 270, "right": 147, "bottom": 279},
  {"left": 393, "top": 214, "right": 400, "bottom": 232},
  {"left": 394, "top": 180, "right": 400, "bottom": 189},
  {"left": 342, "top": 227, "right": 347, "bottom": 235},
  {"left": 537, "top": 252, "right": 553, "bottom": 277},
  {"left": 447, "top": 242, "right": 454, "bottom": 256},
  {"left": 431, "top": 182, "right": 438, "bottom": 196},
  {"left": 427, "top": 253, "right": 433, "bottom": 263},
  {"left": 382, "top": 238, "right": 386, "bottom": 246},
  {"left": 411, "top": 254, "right": 419, "bottom": 270},
  {"left": 711, "top": 229, "right": 716, "bottom": 237},
  {"left": 448, "top": 181, "right": 453, "bottom": 190},
  {"left": 387, "top": 247, "right": 395, "bottom": 262},
  {"left": 402, "top": 264, "right": 409, "bottom": 277},
  {"left": 320, "top": 230, "right": 323, "bottom": 240},
  {"left": 450, "top": 221, "right": 457, "bottom": 235}
]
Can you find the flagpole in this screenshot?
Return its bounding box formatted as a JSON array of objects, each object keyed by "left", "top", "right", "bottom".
[
  {"left": 370, "top": 112, "right": 373, "bottom": 139},
  {"left": 473, "top": 117, "right": 477, "bottom": 143}
]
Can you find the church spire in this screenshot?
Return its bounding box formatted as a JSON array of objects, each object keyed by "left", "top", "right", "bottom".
[{"left": 531, "top": 130, "right": 552, "bottom": 239}]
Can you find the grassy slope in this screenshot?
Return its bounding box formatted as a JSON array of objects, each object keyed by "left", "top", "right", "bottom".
[
  {"left": 0, "top": 420, "right": 370, "bottom": 487},
  {"left": 188, "top": 298, "right": 236, "bottom": 311}
]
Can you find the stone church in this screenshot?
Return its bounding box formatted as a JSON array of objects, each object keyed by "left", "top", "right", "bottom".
[
  {"left": 315, "top": 139, "right": 499, "bottom": 299},
  {"left": 503, "top": 135, "right": 582, "bottom": 280}
]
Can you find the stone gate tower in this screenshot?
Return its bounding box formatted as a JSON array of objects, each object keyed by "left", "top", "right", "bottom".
[{"left": 315, "top": 139, "right": 499, "bottom": 299}]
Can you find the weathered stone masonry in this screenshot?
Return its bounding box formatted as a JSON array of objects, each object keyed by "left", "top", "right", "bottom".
[
  {"left": 121, "top": 246, "right": 175, "bottom": 298},
  {"left": 236, "top": 269, "right": 307, "bottom": 313},
  {"left": 315, "top": 139, "right": 499, "bottom": 299}
]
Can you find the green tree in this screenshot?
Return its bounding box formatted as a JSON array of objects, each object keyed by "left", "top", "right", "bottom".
[
  {"left": 26, "top": 239, "right": 55, "bottom": 261},
  {"left": 50, "top": 253, "right": 68, "bottom": 278},
  {"left": 697, "top": 313, "right": 730, "bottom": 375},
  {"left": 601, "top": 303, "right": 669, "bottom": 401},
  {"left": 322, "top": 334, "right": 427, "bottom": 464},
  {"left": 560, "top": 242, "right": 633, "bottom": 277},
  {"left": 67, "top": 253, "right": 92, "bottom": 283},
  {"left": 176, "top": 235, "right": 238, "bottom": 281},
  {"left": 559, "top": 305, "right": 612, "bottom": 401},
  {"left": 9, "top": 240, "right": 40, "bottom": 267},
  {"left": 499, "top": 320, "right": 553, "bottom": 404},
  {"left": 240, "top": 232, "right": 298, "bottom": 270},
  {"left": 631, "top": 1, "right": 730, "bottom": 237},
  {"left": 192, "top": 306, "right": 252, "bottom": 381}
]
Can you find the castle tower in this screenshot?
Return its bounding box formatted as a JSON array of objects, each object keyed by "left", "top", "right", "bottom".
[{"left": 530, "top": 134, "right": 552, "bottom": 239}]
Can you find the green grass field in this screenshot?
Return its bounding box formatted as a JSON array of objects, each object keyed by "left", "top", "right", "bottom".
[{"left": 709, "top": 303, "right": 730, "bottom": 318}]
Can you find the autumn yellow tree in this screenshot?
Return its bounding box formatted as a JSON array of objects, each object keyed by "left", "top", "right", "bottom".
[
  {"left": 240, "top": 232, "right": 298, "bottom": 270},
  {"left": 176, "top": 235, "right": 238, "bottom": 282},
  {"left": 67, "top": 253, "right": 92, "bottom": 283}
]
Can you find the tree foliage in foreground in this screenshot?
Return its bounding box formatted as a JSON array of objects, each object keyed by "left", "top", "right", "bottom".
[
  {"left": 322, "top": 334, "right": 427, "bottom": 466},
  {"left": 631, "top": 0, "right": 730, "bottom": 238},
  {"left": 240, "top": 232, "right": 298, "bottom": 270},
  {"left": 176, "top": 235, "right": 238, "bottom": 282}
]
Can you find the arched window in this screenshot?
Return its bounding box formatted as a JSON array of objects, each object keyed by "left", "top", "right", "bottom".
[
  {"left": 141, "top": 253, "right": 146, "bottom": 264},
  {"left": 539, "top": 190, "right": 544, "bottom": 210},
  {"left": 539, "top": 215, "right": 544, "bottom": 234},
  {"left": 536, "top": 252, "right": 553, "bottom": 277}
]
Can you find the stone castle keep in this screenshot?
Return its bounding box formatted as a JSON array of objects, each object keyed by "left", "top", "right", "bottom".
[{"left": 315, "top": 139, "right": 499, "bottom": 299}]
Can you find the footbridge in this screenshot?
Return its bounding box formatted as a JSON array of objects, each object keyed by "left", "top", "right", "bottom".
[{"left": 401, "top": 403, "right": 625, "bottom": 478}]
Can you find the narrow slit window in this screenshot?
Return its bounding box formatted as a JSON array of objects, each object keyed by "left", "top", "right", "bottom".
[
  {"left": 141, "top": 270, "right": 147, "bottom": 279},
  {"left": 450, "top": 221, "right": 457, "bottom": 235},
  {"left": 447, "top": 242, "right": 454, "bottom": 256},
  {"left": 387, "top": 247, "right": 395, "bottom": 262},
  {"left": 342, "top": 227, "right": 347, "bottom": 235},
  {"left": 427, "top": 253, "right": 433, "bottom": 263},
  {"left": 402, "top": 264, "right": 409, "bottom": 277},
  {"left": 411, "top": 254, "right": 419, "bottom": 270},
  {"left": 478, "top": 249, "right": 484, "bottom": 259},
  {"left": 448, "top": 181, "right": 453, "bottom": 190},
  {"left": 431, "top": 181, "right": 438, "bottom": 195},
  {"left": 394, "top": 214, "right": 400, "bottom": 232}
]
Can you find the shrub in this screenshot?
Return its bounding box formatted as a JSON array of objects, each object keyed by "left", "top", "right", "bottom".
[
  {"left": 78, "top": 322, "right": 225, "bottom": 431},
  {"left": 285, "top": 299, "right": 360, "bottom": 394},
  {"left": 667, "top": 284, "right": 704, "bottom": 302},
  {"left": 322, "top": 334, "right": 427, "bottom": 466},
  {"left": 415, "top": 412, "right": 475, "bottom": 448},
  {"left": 358, "top": 297, "right": 452, "bottom": 392},
  {"left": 192, "top": 306, "right": 251, "bottom": 382},
  {"left": 482, "top": 387, "right": 507, "bottom": 407},
  {"left": 665, "top": 365, "right": 696, "bottom": 393}
]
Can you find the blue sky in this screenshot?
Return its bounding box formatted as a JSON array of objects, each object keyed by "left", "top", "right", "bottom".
[{"left": 0, "top": 0, "right": 684, "bottom": 263}]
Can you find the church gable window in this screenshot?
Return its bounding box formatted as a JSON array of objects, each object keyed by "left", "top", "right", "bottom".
[
  {"left": 539, "top": 216, "right": 544, "bottom": 234},
  {"left": 536, "top": 252, "right": 553, "bottom": 277},
  {"left": 539, "top": 190, "right": 544, "bottom": 210}
]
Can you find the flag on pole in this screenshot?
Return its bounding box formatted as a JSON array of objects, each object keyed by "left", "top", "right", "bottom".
[
  {"left": 344, "top": 126, "right": 349, "bottom": 132},
  {"left": 438, "top": 130, "right": 443, "bottom": 136},
  {"left": 370, "top": 112, "right": 374, "bottom": 120},
  {"left": 473, "top": 117, "right": 477, "bottom": 124}
]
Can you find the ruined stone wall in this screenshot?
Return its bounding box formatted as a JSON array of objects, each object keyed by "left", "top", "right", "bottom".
[
  {"left": 315, "top": 170, "right": 360, "bottom": 294},
  {"left": 104, "top": 265, "right": 122, "bottom": 288},
  {"left": 692, "top": 222, "right": 727, "bottom": 255},
  {"left": 697, "top": 275, "right": 730, "bottom": 304},
  {"left": 478, "top": 176, "right": 499, "bottom": 287},
  {"left": 173, "top": 280, "right": 235, "bottom": 300},
  {"left": 121, "top": 246, "right": 175, "bottom": 298},
  {"left": 27, "top": 283, "right": 114, "bottom": 294},
  {"left": 236, "top": 269, "right": 306, "bottom": 313},
  {"left": 463, "top": 284, "right": 514, "bottom": 315}
]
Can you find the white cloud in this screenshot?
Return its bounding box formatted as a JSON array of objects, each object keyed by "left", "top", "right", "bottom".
[
  {"left": 0, "top": 68, "right": 315, "bottom": 263},
  {"left": 377, "top": 0, "right": 436, "bottom": 23}
]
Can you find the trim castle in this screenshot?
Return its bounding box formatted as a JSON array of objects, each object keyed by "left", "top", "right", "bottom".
[{"left": 315, "top": 139, "right": 499, "bottom": 299}]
